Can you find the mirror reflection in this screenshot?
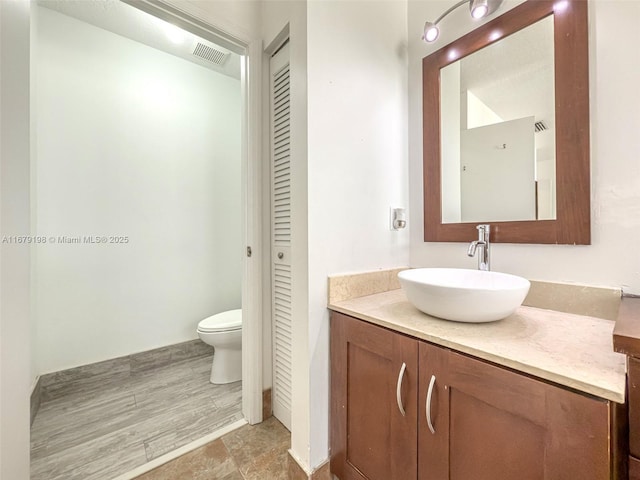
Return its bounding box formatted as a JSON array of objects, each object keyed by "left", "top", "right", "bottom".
[{"left": 440, "top": 15, "right": 555, "bottom": 224}]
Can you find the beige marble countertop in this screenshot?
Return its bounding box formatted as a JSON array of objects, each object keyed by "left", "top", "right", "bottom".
[{"left": 329, "top": 289, "right": 626, "bottom": 403}]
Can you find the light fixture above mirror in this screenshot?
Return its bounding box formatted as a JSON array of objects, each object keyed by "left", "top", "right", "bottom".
[
  {"left": 422, "top": 0, "right": 590, "bottom": 245},
  {"left": 422, "top": 0, "right": 502, "bottom": 43}
]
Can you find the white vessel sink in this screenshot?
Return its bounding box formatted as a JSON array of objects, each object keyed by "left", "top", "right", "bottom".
[{"left": 398, "top": 268, "right": 530, "bottom": 323}]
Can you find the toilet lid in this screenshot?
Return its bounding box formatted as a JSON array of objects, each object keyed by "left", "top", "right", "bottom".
[{"left": 198, "top": 309, "right": 242, "bottom": 333}]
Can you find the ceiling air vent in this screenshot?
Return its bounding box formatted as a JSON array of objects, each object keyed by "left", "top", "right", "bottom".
[
  {"left": 534, "top": 120, "right": 548, "bottom": 133},
  {"left": 192, "top": 42, "right": 229, "bottom": 66}
]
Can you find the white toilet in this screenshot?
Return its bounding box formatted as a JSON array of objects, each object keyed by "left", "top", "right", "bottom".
[{"left": 197, "top": 309, "right": 242, "bottom": 384}]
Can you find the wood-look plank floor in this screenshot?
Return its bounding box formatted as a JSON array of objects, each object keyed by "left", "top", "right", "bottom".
[{"left": 31, "top": 354, "right": 243, "bottom": 480}]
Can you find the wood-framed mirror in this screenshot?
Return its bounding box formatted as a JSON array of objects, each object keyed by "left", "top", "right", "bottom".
[{"left": 422, "top": 0, "right": 590, "bottom": 244}]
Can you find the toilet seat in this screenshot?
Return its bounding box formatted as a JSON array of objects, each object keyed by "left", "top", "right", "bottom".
[{"left": 197, "top": 309, "right": 242, "bottom": 333}]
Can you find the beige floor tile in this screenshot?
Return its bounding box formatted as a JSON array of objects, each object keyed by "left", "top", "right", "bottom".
[
  {"left": 136, "top": 439, "right": 239, "bottom": 480},
  {"left": 135, "top": 417, "right": 292, "bottom": 480},
  {"left": 222, "top": 417, "right": 290, "bottom": 472}
]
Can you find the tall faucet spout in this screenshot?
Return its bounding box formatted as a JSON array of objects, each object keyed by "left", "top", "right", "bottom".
[{"left": 468, "top": 225, "right": 490, "bottom": 271}]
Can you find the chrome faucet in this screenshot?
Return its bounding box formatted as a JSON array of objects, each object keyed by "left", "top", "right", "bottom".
[{"left": 467, "top": 224, "right": 490, "bottom": 271}]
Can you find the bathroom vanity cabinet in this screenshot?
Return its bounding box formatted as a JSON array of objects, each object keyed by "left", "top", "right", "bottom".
[
  {"left": 330, "top": 310, "right": 418, "bottom": 480},
  {"left": 613, "top": 297, "right": 640, "bottom": 480},
  {"left": 330, "top": 311, "right": 620, "bottom": 480}
]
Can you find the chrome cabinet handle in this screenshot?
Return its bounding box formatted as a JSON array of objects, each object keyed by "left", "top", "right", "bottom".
[
  {"left": 396, "top": 362, "right": 407, "bottom": 416},
  {"left": 277, "top": 252, "right": 284, "bottom": 259},
  {"left": 426, "top": 374, "right": 436, "bottom": 434}
]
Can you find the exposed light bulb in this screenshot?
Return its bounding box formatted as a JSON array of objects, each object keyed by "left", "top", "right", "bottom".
[
  {"left": 471, "top": 4, "right": 488, "bottom": 18},
  {"left": 421, "top": 0, "right": 501, "bottom": 45},
  {"left": 470, "top": 0, "right": 489, "bottom": 19},
  {"left": 423, "top": 22, "right": 439, "bottom": 43}
]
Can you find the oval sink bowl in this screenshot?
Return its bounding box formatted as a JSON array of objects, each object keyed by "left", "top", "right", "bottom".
[{"left": 398, "top": 268, "right": 530, "bottom": 323}]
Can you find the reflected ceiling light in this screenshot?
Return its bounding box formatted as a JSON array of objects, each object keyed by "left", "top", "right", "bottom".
[
  {"left": 422, "top": 0, "right": 500, "bottom": 43},
  {"left": 489, "top": 29, "right": 502, "bottom": 41}
]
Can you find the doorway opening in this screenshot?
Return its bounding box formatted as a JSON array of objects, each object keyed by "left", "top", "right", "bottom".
[{"left": 30, "top": 1, "right": 259, "bottom": 478}]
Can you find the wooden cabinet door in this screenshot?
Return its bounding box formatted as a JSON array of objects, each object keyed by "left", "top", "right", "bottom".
[
  {"left": 330, "top": 312, "right": 418, "bottom": 480},
  {"left": 418, "top": 342, "right": 611, "bottom": 480},
  {"left": 629, "top": 357, "right": 640, "bottom": 458}
]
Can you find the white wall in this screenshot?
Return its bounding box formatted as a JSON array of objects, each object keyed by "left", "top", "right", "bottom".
[
  {"left": 0, "top": 1, "right": 32, "bottom": 478},
  {"left": 466, "top": 90, "right": 502, "bottom": 128},
  {"left": 35, "top": 7, "right": 242, "bottom": 373},
  {"left": 440, "top": 61, "right": 461, "bottom": 223},
  {"left": 29, "top": 0, "right": 40, "bottom": 392},
  {"left": 306, "top": 0, "right": 409, "bottom": 469},
  {"left": 460, "top": 116, "right": 536, "bottom": 222},
  {"left": 409, "top": 0, "right": 640, "bottom": 294}
]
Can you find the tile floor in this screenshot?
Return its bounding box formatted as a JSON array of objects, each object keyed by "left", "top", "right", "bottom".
[
  {"left": 30, "top": 354, "right": 243, "bottom": 480},
  {"left": 134, "top": 416, "right": 294, "bottom": 480}
]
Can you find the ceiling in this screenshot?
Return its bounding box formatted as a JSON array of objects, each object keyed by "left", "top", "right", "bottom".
[
  {"left": 38, "top": 0, "right": 242, "bottom": 79},
  {"left": 456, "top": 15, "right": 555, "bottom": 160}
]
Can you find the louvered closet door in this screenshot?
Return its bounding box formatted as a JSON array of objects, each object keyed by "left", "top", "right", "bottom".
[{"left": 270, "top": 41, "right": 292, "bottom": 431}]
